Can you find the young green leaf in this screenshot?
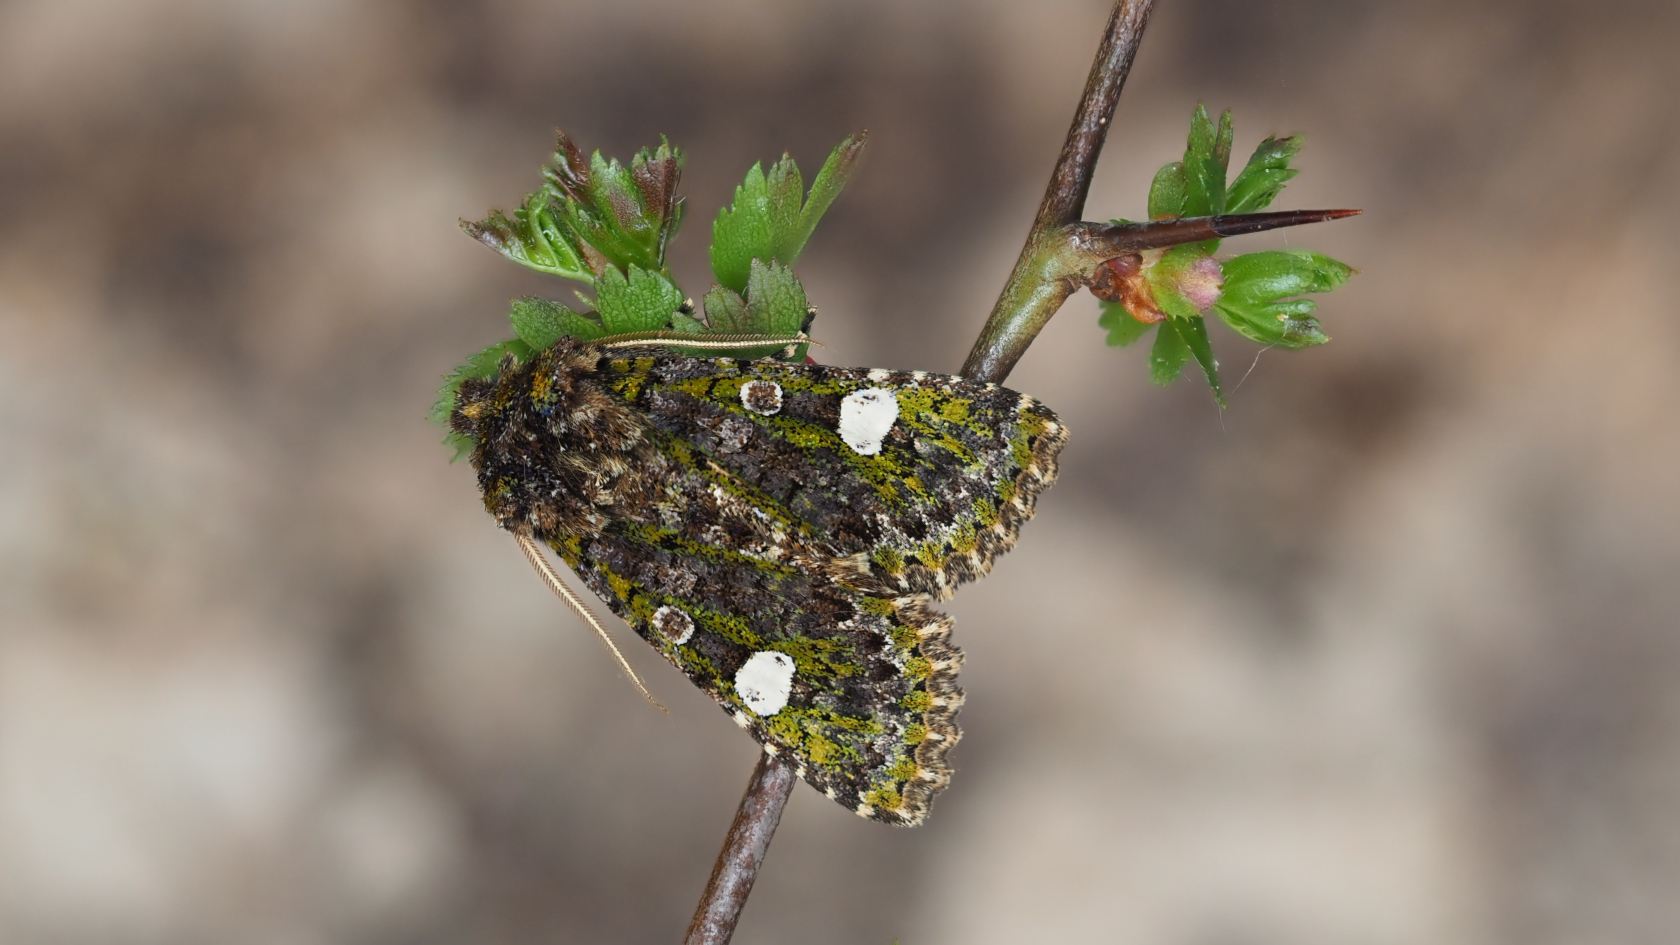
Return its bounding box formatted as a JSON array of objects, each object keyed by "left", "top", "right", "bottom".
[
  {"left": 548, "top": 153, "right": 659, "bottom": 276},
  {"left": 1225, "top": 135, "right": 1303, "bottom": 214},
  {"left": 711, "top": 162, "right": 773, "bottom": 293},
  {"left": 744, "top": 259, "right": 809, "bottom": 337},
  {"left": 764, "top": 155, "right": 805, "bottom": 265},
  {"left": 461, "top": 193, "right": 592, "bottom": 283},
  {"left": 702, "top": 284, "right": 752, "bottom": 333},
  {"left": 595, "top": 265, "right": 684, "bottom": 334},
  {"left": 630, "top": 137, "right": 686, "bottom": 263},
  {"left": 1148, "top": 162, "right": 1188, "bottom": 220},
  {"left": 1181, "top": 105, "right": 1233, "bottom": 217},
  {"left": 1098, "top": 301, "right": 1153, "bottom": 347},
  {"left": 1149, "top": 319, "right": 1190, "bottom": 385},
  {"left": 1173, "top": 316, "right": 1223, "bottom": 405},
  {"left": 710, "top": 135, "right": 867, "bottom": 294},
  {"left": 510, "top": 296, "right": 603, "bottom": 348},
  {"left": 729, "top": 260, "right": 811, "bottom": 360},
  {"left": 1213, "top": 249, "right": 1352, "bottom": 348},
  {"left": 470, "top": 131, "right": 688, "bottom": 285},
  {"left": 795, "top": 133, "right": 867, "bottom": 255},
  {"left": 669, "top": 312, "right": 708, "bottom": 335},
  {"left": 593, "top": 151, "right": 663, "bottom": 268}
]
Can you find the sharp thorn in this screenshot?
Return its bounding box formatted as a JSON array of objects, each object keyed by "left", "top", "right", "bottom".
[{"left": 1078, "top": 209, "right": 1361, "bottom": 254}]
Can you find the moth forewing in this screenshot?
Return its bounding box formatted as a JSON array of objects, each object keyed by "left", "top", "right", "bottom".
[{"left": 453, "top": 336, "right": 1066, "bottom": 825}]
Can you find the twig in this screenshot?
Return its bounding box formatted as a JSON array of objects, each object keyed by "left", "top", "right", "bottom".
[
  {"left": 682, "top": 6, "right": 1159, "bottom": 942},
  {"left": 683, "top": 1, "right": 1359, "bottom": 940},
  {"left": 683, "top": 752, "right": 798, "bottom": 945},
  {"left": 682, "top": 5, "right": 1159, "bottom": 943},
  {"left": 958, "top": 1, "right": 1359, "bottom": 385},
  {"left": 962, "top": 0, "right": 1157, "bottom": 383}
]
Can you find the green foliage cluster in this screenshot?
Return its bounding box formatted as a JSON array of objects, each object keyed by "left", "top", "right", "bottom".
[
  {"left": 1098, "top": 106, "right": 1354, "bottom": 404},
  {"left": 434, "top": 132, "right": 867, "bottom": 457}
]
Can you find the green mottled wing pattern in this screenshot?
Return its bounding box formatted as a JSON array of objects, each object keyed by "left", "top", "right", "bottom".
[
  {"left": 546, "top": 438, "right": 961, "bottom": 825},
  {"left": 601, "top": 354, "right": 1067, "bottom": 598},
  {"left": 454, "top": 339, "right": 1066, "bottom": 826}
]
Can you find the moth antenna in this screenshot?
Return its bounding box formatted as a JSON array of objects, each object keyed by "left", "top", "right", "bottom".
[
  {"left": 595, "top": 331, "right": 822, "bottom": 351},
  {"left": 515, "top": 532, "right": 667, "bottom": 713}
]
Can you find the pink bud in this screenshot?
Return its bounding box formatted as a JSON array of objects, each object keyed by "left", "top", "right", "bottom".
[{"left": 1178, "top": 256, "right": 1225, "bottom": 310}]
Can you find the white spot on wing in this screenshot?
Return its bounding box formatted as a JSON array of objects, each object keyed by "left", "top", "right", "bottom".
[
  {"left": 739, "top": 380, "right": 783, "bottom": 415},
  {"left": 838, "top": 387, "right": 898, "bottom": 455},
  {"left": 653, "top": 605, "right": 694, "bottom": 645},
  {"left": 735, "top": 651, "right": 796, "bottom": 716},
  {"left": 867, "top": 368, "right": 891, "bottom": 382}
]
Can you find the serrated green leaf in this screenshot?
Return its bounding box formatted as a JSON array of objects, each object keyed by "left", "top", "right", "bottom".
[
  {"left": 630, "top": 137, "right": 686, "bottom": 263},
  {"left": 596, "top": 265, "right": 684, "bottom": 334},
  {"left": 670, "top": 313, "right": 708, "bottom": 334},
  {"left": 716, "top": 259, "right": 811, "bottom": 360},
  {"left": 1181, "top": 105, "right": 1233, "bottom": 217},
  {"left": 710, "top": 135, "right": 864, "bottom": 294},
  {"left": 702, "top": 284, "right": 753, "bottom": 332},
  {"left": 591, "top": 152, "right": 658, "bottom": 251},
  {"left": 744, "top": 259, "right": 809, "bottom": 336},
  {"left": 1098, "top": 300, "right": 1153, "bottom": 347},
  {"left": 765, "top": 154, "right": 804, "bottom": 263},
  {"left": 711, "top": 163, "right": 771, "bottom": 293},
  {"left": 1212, "top": 249, "right": 1351, "bottom": 348},
  {"left": 510, "top": 296, "right": 565, "bottom": 348},
  {"left": 536, "top": 152, "right": 659, "bottom": 279},
  {"left": 1226, "top": 135, "right": 1303, "bottom": 214},
  {"left": 554, "top": 307, "right": 607, "bottom": 341},
  {"left": 1221, "top": 249, "right": 1352, "bottom": 302},
  {"left": 1149, "top": 320, "right": 1190, "bottom": 385},
  {"left": 473, "top": 132, "right": 688, "bottom": 286},
  {"left": 1213, "top": 297, "right": 1329, "bottom": 348},
  {"left": 796, "top": 134, "right": 866, "bottom": 254},
  {"left": 1174, "top": 316, "right": 1223, "bottom": 404},
  {"left": 510, "top": 296, "right": 603, "bottom": 348},
  {"left": 1148, "top": 162, "right": 1188, "bottom": 220},
  {"left": 462, "top": 195, "right": 592, "bottom": 283}
]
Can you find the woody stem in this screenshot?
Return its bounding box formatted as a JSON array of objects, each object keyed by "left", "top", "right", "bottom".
[
  {"left": 957, "top": 0, "right": 1360, "bottom": 384},
  {"left": 683, "top": 753, "right": 798, "bottom": 945},
  {"left": 961, "top": 0, "right": 1156, "bottom": 384},
  {"left": 685, "top": 2, "right": 1159, "bottom": 942}
]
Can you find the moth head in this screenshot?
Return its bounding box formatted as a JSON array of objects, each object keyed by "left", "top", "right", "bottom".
[{"left": 449, "top": 375, "right": 497, "bottom": 442}]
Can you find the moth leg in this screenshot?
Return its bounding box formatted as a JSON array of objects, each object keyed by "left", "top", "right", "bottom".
[{"left": 514, "top": 531, "right": 666, "bottom": 713}]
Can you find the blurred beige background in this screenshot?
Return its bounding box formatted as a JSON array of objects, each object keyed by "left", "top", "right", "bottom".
[{"left": 2, "top": 1, "right": 1677, "bottom": 943}]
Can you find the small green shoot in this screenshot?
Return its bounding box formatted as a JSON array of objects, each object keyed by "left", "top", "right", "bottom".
[
  {"left": 439, "top": 132, "right": 863, "bottom": 454},
  {"left": 1098, "top": 105, "right": 1354, "bottom": 405}
]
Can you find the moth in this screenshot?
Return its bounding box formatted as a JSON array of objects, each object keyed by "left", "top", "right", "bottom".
[{"left": 450, "top": 335, "right": 1067, "bottom": 826}]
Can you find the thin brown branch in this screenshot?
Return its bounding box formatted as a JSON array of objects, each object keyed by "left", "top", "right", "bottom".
[
  {"left": 682, "top": 4, "right": 1351, "bottom": 941},
  {"left": 683, "top": 753, "right": 798, "bottom": 945},
  {"left": 1035, "top": 0, "right": 1156, "bottom": 232},
  {"left": 962, "top": 0, "right": 1156, "bottom": 383}
]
